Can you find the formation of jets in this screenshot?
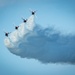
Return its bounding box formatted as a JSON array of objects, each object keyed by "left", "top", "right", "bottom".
[{"left": 4, "top": 10, "right": 36, "bottom": 37}]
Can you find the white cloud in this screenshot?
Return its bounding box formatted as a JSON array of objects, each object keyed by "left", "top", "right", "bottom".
[{"left": 4, "top": 15, "right": 75, "bottom": 64}]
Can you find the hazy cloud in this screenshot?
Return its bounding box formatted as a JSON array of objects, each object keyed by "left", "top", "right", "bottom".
[{"left": 4, "top": 15, "right": 75, "bottom": 64}]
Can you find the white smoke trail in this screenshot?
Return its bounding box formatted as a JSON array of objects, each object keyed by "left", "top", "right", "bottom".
[{"left": 4, "top": 15, "right": 75, "bottom": 64}]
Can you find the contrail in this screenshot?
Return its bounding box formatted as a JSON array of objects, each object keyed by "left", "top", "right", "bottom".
[{"left": 4, "top": 15, "right": 75, "bottom": 64}]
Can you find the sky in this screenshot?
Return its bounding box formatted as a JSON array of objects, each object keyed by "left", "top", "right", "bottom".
[{"left": 0, "top": 0, "right": 75, "bottom": 75}]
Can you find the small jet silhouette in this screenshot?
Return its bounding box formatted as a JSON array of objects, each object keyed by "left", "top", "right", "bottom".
[
  {"left": 15, "top": 26, "right": 19, "bottom": 30},
  {"left": 4, "top": 32, "right": 10, "bottom": 37},
  {"left": 29, "top": 9, "right": 36, "bottom": 15},
  {"left": 31, "top": 11, "right": 36, "bottom": 15},
  {"left": 22, "top": 18, "right": 27, "bottom": 23}
]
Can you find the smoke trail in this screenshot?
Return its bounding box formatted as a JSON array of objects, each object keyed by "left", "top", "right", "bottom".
[{"left": 4, "top": 15, "right": 75, "bottom": 64}]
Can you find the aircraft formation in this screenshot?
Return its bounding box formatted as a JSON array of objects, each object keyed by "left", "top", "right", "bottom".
[{"left": 4, "top": 10, "right": 36, "bottom": 37}]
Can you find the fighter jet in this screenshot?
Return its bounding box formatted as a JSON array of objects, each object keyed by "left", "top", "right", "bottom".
[
  {"left": 31, "top": 11, "right": 36, "bottom": 15},
  {"left": 22, "top": 18, "right": 27, "bottom": 23},
  {"left": 15, "top": 26, "right": 19, "bottom": 30},
  {"left": 4, "top": 32, "right": 10, "bottom": 37},
  {"left": 29, "top": 9, "right": 36, "bottom": 15}
]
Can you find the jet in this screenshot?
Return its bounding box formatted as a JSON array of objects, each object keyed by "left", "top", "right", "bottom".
[
  {"left": 31, "top": 11, "right": 36, "bottom": 15},
  {"left": 22, "top": 18, "right": 27, "bottom": 23},
  {"left": 4, "top": 32, "right": 10, "bottom": 37},
  {"left": 29, "top": 9, "right": 36, "bottom": 15},
  {"left": 15, "top": 26, "right": 19, "bottom": 30}
]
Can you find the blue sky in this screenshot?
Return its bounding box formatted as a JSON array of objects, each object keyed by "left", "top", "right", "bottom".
[
  {"left": 0, "top": 0, "right": 75, "bottom": 75},
  {"left": 0, "top": 0, "right": 75, "bottom": 35}
]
